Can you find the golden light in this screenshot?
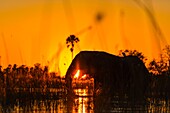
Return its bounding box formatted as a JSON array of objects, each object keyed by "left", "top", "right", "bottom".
[
  {"left": 48, "top": 46, "right": 79, "bottom": 77},
  {"left": 74, "top": 70, "right": 80, "bottom": 79},
  {"left": 81, "top": 74, "right": 87, "bottom": 79},
  {"left": 0, "top": 0, "right": 169, "bottom": 78}
]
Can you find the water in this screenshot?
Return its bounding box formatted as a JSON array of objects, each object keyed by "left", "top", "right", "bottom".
[
  {"left": 0, "top": 79, "right": 170, "bottom": 113},
  {"left": 1, "top": 88, "right": 170, "bottom": 113},
  {"left": 0, "top": 88, "right": 93, "bottom": 113}
]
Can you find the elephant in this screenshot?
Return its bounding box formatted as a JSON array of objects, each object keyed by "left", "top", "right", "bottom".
[{"left": 65, "top": 51, "right": 150, "bottom": 100}]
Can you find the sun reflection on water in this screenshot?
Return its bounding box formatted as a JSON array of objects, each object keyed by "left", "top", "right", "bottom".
[
  {"left": 73, "top": 88, "right": 94, "bottom": 113},
  {"left": 71, "top": 73, "right": 94, "bottom": 113},
  {"left": 1, "top": 89, "right": 170, "bottom": 112}
]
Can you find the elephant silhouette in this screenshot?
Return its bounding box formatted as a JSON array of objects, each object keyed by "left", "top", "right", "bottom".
[{"left": 65, "top": 51, "right": 149, "bottom": 100}]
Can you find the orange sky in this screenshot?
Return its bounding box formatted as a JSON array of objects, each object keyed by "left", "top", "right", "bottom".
[{"left": 0, "top": 0, "right": 170, "bottom": 76}]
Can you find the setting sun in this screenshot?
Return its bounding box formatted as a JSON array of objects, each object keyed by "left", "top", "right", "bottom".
[
  {"left": 74, "top": 69, "right": 80, "bottom": 79},
  {"left": 81, "top": 74, "right": 87, "bottom": 79}
]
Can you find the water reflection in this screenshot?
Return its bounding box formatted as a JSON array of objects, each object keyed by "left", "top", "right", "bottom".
[
  {"left": 148, "top": 98, "right": 170, "bottom": 113},
  {"left": 1, "top": 88, "right": 170, "bottom": 112},
  {"left": 0, "top": 88, "right": 94, "bottom": 113},
  {"left": 1, "top": 98, "right": 66, "bottom": 113},
  {"left": 73, "top": 88, "right": 94, "bottom": 113}
]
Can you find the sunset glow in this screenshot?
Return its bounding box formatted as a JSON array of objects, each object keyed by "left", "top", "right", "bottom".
[
  {"left": 74, "top": 70, "right": 80, "bottom": 79},
  {"left": 0, "top": 0, "right": 170, "bottom": 76},
  {"left": 81, "top": 74, "right": 87, "bottom": 79}
]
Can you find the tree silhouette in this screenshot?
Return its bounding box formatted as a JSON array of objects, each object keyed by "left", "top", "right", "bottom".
[
  {"left": 148, "top": 58, "right": 167, "bottom": 75},
  {"left": 148, "top": 45, "right": 170, "bottom": 75},
  {"left": 118, "top": 49, "right": 147, "bottom": 63},
  {"left": 66, "top": 35, "right": 79, "bottom": 60}
]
